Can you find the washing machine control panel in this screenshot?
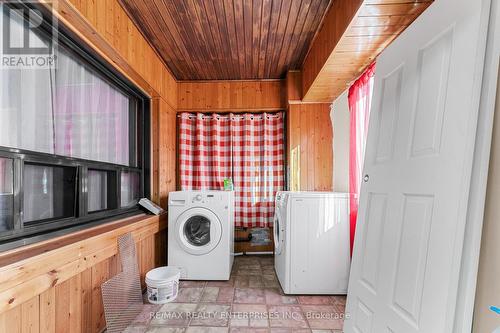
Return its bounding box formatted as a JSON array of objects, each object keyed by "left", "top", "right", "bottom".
[{"left": 191, "top": 193, "right": 216, "bottom": 204}]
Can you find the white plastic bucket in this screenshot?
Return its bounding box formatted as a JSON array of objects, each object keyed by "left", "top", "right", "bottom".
[{"left": 145, "top": 266, "right": 181, "bottom": 304}]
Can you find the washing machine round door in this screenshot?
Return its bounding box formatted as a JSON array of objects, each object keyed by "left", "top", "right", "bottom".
[
  {"left": 273, "top": 209, "right": 285, "bottom": 255},
  {"left": 175, "top": 207, "right": 223, "bottom": 255}
]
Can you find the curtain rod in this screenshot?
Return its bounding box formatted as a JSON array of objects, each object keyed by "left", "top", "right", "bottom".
[
  {"left": 176, "top": 108, "right": 285, "bottom": 113},
  {"left": 177, "top": 112, "right": 284, "bottom": 120}
]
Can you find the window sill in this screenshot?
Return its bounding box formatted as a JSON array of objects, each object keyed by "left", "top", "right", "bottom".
[{"left": 0, "top": 211, "right": 167, "bottom": 265}]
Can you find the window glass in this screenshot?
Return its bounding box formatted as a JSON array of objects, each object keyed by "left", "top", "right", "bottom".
[
  {"left": 88, "top": 170, "right": 108, "bottom": 212},
  {"left": 23, "top": 164, "right": 76, "bottom": 223},
  {"left": 120, "top": 171, "right": 140, "bottom": 207},
  {"left": 0, "top": 158, "right": 14, "bottom": 231},
  {"left": 53, "top": 47, "right": 132, "bottom": 165},
  {"left": 0, "top": 7, "right": 134, "bottom": 166},
  {"left": 88, "top": 169, "right": 117, "bottom": 213},
  {"left": 0, "top": 9, "right": 54, "bottom": 155}
]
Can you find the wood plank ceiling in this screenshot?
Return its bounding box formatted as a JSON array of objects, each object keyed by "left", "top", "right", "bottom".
[{"left": 119, "top": 0, "right": 331, "bottom": 80}]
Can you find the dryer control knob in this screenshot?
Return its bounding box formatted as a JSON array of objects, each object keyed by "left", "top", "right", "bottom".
[{"left": 194, "top": 194, "right": 203, "bottom": 201}]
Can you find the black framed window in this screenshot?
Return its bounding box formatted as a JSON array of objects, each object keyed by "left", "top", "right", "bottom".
[
  {"left": 121, "top": 171, "right": 141, "bottom": 208},
  {"left": 0, "top": 158, "right": 14, "bottom": 232},
  {"left": 23, "top": 163, "right": 77, "bottom": 224},
  {"left": 0, "top": 3, "right": 150, "bottom": 244},
  {"left": 87, "top": 169, "right": 118, "bottom": 213}
]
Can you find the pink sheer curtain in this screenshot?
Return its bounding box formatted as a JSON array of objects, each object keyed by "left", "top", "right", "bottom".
[
  {"left": 348, "top": 62, "right": 375, "bottom": 255},
  {"left": 53, "top": 47, "right": 130, "bottom": 166}
]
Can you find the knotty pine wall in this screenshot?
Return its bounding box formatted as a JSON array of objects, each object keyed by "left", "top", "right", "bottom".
[
  {"left": 286, "top": 72, "right": 334, "bottom": 191},
  {"left": 288, "top": 104, "right": 334, "bottom": 191},
  {"left": 0, "top": 0, "right": 175, "bottom": 332},
  {"left": 0, "top": 215, "right": 166, "bottom": 333},
  {"left": 178, "top": 80, "right": 286, "bottom": 112}
]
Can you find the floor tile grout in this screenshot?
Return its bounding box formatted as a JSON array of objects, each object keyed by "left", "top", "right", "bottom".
[{"left": 137, "top": 255, "right": 346, "bottom": 332}]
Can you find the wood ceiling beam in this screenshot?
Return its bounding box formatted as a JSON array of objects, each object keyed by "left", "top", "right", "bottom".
[{"left": 301, "top": 0, "right": 434, "bottom": 103}]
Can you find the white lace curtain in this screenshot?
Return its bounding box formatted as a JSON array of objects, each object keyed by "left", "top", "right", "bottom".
[
  {"left": 0, "top": 7, "right": 130, "bottom": 165},
  {"left": 0, "top": 9, "right": 132, "bottom": 221},
  {"left": 0, "top": 46, "right": 130, "bottom": 165}
]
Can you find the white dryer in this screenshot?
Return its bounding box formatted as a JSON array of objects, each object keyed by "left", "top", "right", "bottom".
[
  {"left": 274, "top": 191, "right": 351, "bottom": 294},
  {"left": 168, "top": 191, "right": 234, "bottom": 280}
]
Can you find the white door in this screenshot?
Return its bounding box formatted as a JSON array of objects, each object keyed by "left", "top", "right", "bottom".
[{"left": 344, "top": 0, "right": 490, "bottom": 332}]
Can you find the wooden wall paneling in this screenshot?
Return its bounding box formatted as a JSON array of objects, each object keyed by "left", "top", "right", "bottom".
[
  {"left": 135, "top": 239, "right": 144, "bottom": 289},
  {"left": 178, "top": 80, "right": 286, "bottom": 112},
  {"left": 162, "top": 69, "right": 178, "bottom": 110},
  {"left": 108, "top": 254, "right": 120, "bottom": 277},
  {"left": 154, "top": 229, "right": 167, "bottom": 268},
  {"left": 287, "top": 105, "right": 299, "bottom": 191},
  {"left": 20, "top": 296, "right": 39, "bottom": 333},
  {"left": 0, "top": 215, "right": 165, "bottom": 332},
  {"left": 302, "top": 105, "right": 312, "bottom": 190},
  {"left": 301, "top": 0, "right": 433, "bottom": 102},
  {"left": 0, "top": 221, "right": 154, "bottom": 300},
  {"left": 286, "top": 71, "right": 303, "bottom": 102},
  {"left": 80, "top": 269, "right": 92, "bottom": 333},
  {"left": 69, "top": 275, "right": 83, "bottom": 333},
  {"left": 0, "top": 306, "right": 21, "bottom": 332},
  {"left": 137, "top": 237, "right": 152, "bottom": 289},
  {"left": 320, "top": 108, "right": 333, "bottom": 189},
  {"left": 90, "top": 260, "right": 109, "bottom": 333},
  {"left": 312, "top": 109, "right": 320, "bottom": 190},
  {"left": 159, "top": 99, "right": 176, "bottom": 208},
  {"left": 151, "top": 97, "right": 176, "bottom": 209},
  {"left": 288, "top": 104, "right": 333, "bottom": 191},
  {"left": 151, "top": 98, "right": 161, "bottom": 205},
  {"left": 141, "top": 237, "right": 154, "bottom": 288},
  {"left": 55, "top": 280, "right": 70, "bottom": 333},
  {"left": 40, "top": 289, "right": 55, "bottom": 333},
  {"left": 50, "top": 274, "right": 80, "bottom": 333}
]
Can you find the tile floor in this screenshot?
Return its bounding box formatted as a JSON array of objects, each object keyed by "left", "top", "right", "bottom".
[{"left": 127, "top": 255, "right": 346, "bottom": 333}]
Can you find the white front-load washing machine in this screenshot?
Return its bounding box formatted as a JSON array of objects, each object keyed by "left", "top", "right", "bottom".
[
  {"left": 168, "top": 191, "right": 234, "bottom": 280},
  {"left": 274, "top": 191, "right": 351, "bottom": 294}
]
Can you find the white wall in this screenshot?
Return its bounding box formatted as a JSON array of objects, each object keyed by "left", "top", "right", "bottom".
[
  {"left": 473, "top": 71, "right": 500, "bottom": 333},
  {"left": 331, "top": 89, "right": 350, "bottom": 192}
]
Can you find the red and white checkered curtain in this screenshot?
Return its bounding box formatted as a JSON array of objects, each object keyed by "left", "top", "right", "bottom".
[{"left": 178, "top": 112, "right": 285, "bottom": 228}]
